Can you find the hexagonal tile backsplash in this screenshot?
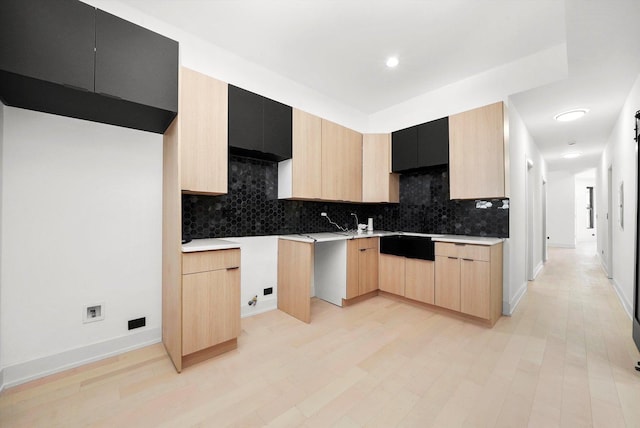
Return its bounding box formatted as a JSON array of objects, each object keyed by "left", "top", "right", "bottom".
[{"left": 182, "top": 156, "right": 509, "bottom": 239}]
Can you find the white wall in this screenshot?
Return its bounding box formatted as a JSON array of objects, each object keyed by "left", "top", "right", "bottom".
[
  {"left": 575, "top": 171, "right": 597, "bottom": 244},
  {"left": 0, "top": 108, "right": 163, "bottom": 387},
  {"left": 546, "top": 171, "right": 576, "bottom": 248},
  {"left": 596, "top": 73, "right": 640, "bottom": 317},
  {"left": 504, "top": 100, "right": 547, "bottom": 315},
  {"left": 82, "top": 0, "right": 369, "bottom": 133},
  {"left": 223, "top": 236, "right": 279, "bottom": 318},
  {"left": 368, "top": 44, "right": 568, "bottom": 132}
]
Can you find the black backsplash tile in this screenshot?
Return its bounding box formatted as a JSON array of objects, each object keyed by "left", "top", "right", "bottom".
[{"left": 182, "top": 156, "right": 509, "bottom": 239}]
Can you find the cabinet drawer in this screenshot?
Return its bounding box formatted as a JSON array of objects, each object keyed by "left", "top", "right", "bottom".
[
  {"left": 434, "top": 242, "right": 461, "bottom": 258},
  {"left": 434, "top": 242, "right": 490, "bottom": 261},
  {"left": 459, "top": 245, "right": 490, "bottom": 262},
  {"left": 182, "top": 249, "right": 240, "bottom": 274},
  {"left": 358, "top": 237, "right": 379, "bottom": 251}
]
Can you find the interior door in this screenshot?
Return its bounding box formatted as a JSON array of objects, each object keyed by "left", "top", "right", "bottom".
[{"left": 632, "top": 111, "right": 640, "bottom": 353}]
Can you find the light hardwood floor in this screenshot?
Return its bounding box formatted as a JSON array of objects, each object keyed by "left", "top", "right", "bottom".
[{"left": 2, "top": 244, "right": 640, "bottom": 427}]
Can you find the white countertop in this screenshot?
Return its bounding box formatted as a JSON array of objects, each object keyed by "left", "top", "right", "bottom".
[
  {"left": 182, "top": 238, "right": 241, "bottom": 252},
  {"left": 278, "top": 231, "right": 504, "bottom": 245},
  {"left": 278, "top": 230, "right": 395, "bottom": 243}
]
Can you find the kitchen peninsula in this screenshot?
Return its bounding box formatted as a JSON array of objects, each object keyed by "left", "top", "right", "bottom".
[{"left": 277, "top": 231, "right": 504, "bottom": 326}]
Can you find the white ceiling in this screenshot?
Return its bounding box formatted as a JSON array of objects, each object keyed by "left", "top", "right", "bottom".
[{"left": 122, "top": 0, "right": 640, "bottom": 174}]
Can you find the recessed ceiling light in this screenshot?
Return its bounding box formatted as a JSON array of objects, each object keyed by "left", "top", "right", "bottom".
[
  {"left": 386, "top": 56, "right": 399, "bottom": 68},
  {"left": 554, "top": 109, "right": 589, "bottom": 122},
  {"left": 562, "top": 152, "right": 582, "bottom": 159}
]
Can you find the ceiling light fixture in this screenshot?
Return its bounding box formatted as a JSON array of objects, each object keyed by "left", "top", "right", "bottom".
[
  {"left": 562, "top": 152, "right": 582, "bottom": 159},
  {"left": 554, "top": 109, "right": 589, "bottom": 122},
  {"left": 386, "top": 56, "right": 399, "bottom": 68}
]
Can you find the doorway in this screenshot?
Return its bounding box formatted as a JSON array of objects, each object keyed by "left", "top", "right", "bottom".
[
  {"left": 526, "top": 158, "right": 535, "bottom": 281},
  {"left": 607, "top": 165, "right": 613, "bottom": 278},
  {"left": 542, "top": 178, "right": 548, "bottom": 262}
]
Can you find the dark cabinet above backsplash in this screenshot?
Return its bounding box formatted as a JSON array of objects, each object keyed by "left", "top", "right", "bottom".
[
  {"left": 228, "top": 85, "right": 292, "bottom": 161},
  {"left": 0, "top": 0, "right": 178, "bottom": 134},
  {"left": 392, "top": 117, "right": 449, "bottom": 172}
]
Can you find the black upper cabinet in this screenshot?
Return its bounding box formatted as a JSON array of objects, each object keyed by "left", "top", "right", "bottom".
[
  {"left": 391, "top": 117, "right": 449, "bottom": 172},
  {"left": 95, "top": 10, "right": 178, "bottom": 113},
  {"left": 391, "top": 126, "right": 419, "bottom": 172},
  {"left": 228, "top": 85, "right": 263, "bottom": 152},
  {"left": 0, "top": 0, "right": 178, "bottom": 134},
  {"left": 228, "top": 85, "right": 292, "bottom": 161},
  {"left": 263, "top": 98, "right": 293, "bottom": 160},
  {"left": 0, "top": 0, "right": 95, "bottom": 91},
  {"left": 417, "top": 117, "right": 449, "bottom": 167}
]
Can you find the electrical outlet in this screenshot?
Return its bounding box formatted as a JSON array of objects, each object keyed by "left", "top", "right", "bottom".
[
  {"left": 83, "top": 303, "right": 105, "bottom": 323},
  {"left": 128, "top": 317, "right": 146, "bottom": 330},
  {"left": 264, "top": 287, "right": 273, "bottom": 295}
]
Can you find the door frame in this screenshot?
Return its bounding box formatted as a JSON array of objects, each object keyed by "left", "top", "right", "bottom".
[
  {"left": 526, "top": 158, "right": 535, "bottom": 281},
  {"left": 607, "top": 165, "right": 613, "bottom": 278},
  {"left": 542, "top": 177, "right": 548, "bottom": 262}
]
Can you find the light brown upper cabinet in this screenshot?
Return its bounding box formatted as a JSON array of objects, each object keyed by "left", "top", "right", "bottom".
[
  {"left": 362, "top": 134, "right": 400, "bottom": 203},
  {"left": 448, "top": 101, "right": 509, "bottom": 199},
  {"left": 321, "top": 119, "right": 363, "bottom": 202},
  {"left": 285, "top": 109, "right": 323, "bottom": 199},
  {"left": 281, "top": 111, "right": 382, "bottom": 203},
  {"left": 168, "top": 66, "right": 228, "bottom": 195}
]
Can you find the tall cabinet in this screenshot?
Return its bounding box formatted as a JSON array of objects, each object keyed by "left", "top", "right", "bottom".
[{"left": 163, "top": 67, "right": 234, "bottom": 372}]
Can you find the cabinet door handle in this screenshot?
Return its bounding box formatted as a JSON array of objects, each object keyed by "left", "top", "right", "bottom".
[
  {"left": 448, "top": 256, "right": 458, "bottom": 260},
  {"left": 360, "top": 248, "right": 367, "bottom": 252},
  {"left": 226, "top": 266, "right": 240, "bottom": 270},
  {"left": 454, "top": 243, "right": 466, "bottom": 246},
  {"left": 462, "top": 258, "right": 474, "bottom": 262}
]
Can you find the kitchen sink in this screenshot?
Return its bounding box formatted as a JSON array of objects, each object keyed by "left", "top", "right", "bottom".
[{"left": 380, "top": 235, "right": 435, "bottom": 260}]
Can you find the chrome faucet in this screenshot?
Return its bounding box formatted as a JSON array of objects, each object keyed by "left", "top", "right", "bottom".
[{"left": 350, "top": 213, "right": 359, "bottom": 231}]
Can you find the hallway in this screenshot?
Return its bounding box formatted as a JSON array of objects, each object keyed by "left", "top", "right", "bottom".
[
  {"left": 518, "top": 244, "right": 640, "bottom": 426},
  {"left": 1, "top": 246, "right": 640, "bottom": 427}
]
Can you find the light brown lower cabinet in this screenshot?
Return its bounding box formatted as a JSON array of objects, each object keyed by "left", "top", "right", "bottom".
[
  {"left": 434, "top": 255, "right": 461, "bottom": 311},
  {"left": 277, "top": 239, "right": 313, "bottom": 323},
  {"left": 379, "top": 254, "right": 435, "bottom": 304},
  {"left": 173, "top": 249, "right": 240, "bottom": 370},
  {"left": 182, "top": 267, "right": 240, "bottom": 355},
  {"left": 405, "top": 258, "right": 435, "bottom": 304},
  {"left": 434, "top": 242, "right": 503, "bottom": 325},
  {"left": 379, "top": 254, "right": 405, "bottom": 295},
  {"left": 460, "top": 258, "right": 491, "bottom": 319},
  {"left": 347, "top": 237, "right": 379, "bottom": 299}
]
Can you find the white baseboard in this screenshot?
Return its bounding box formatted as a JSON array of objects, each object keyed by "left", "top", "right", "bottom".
[
  {"left": 503, "top": 281, "right": 528, "bottom": 315},
  {"left": 611, "top": 278, "right": 633, "bottom": 319},
  {"left": 533, "top": 261, "right": 544, "bottom": 280},
  {"left": 1, "top": 327, "right": 161, "bottom": 390},
  {"left": 599, "top": 253, "right": 612, "bottom": 278},
  {"left": 241, "top": 296, "right": 277, "bottom": 318},
  {"left": 548, "top": 243, "right": 576, "bottom": 249}
]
